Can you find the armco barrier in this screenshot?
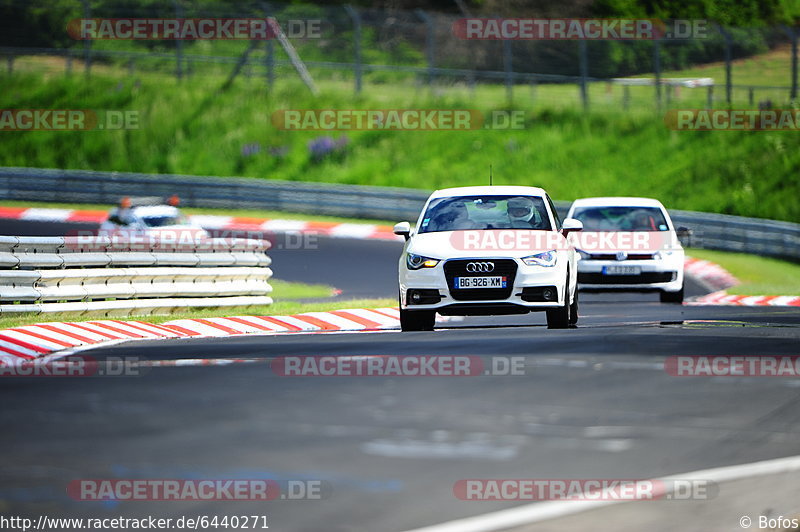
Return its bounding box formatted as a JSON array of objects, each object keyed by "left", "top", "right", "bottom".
[
  {"left": 0, "top": 166, "right": 430, "bottom": 222},
  {"left": 0, "top": 167, "right": 798, "bottom": 261},
  {"left": 0, "top": 235, "right": 272, "bottom": 316}
]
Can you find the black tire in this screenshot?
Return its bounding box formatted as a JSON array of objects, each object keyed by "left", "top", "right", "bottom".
[
  {"left": 400, "top": 308, "right": 436, "bottom": 331},
  {"left": 546, "top": 282, "right": 572, "bottom": 329},
  {"left": 660, "top": 285, "right": 684, "bottom": 304},
  {"left": 568, "top": 288, "right": 579, "bottom": 326}
]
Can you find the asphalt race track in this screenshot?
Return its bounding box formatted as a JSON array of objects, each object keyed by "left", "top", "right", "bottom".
[{"left": 1, "top": 218, "right": 800, "bottom": 532}]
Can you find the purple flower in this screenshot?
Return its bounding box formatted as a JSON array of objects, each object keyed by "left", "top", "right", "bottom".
[
  {"left": 241, "top": 142, "right": 261, "bottom": 157},
  {"left": 308, "top": 136, "right": 347, "bottom": 161}
]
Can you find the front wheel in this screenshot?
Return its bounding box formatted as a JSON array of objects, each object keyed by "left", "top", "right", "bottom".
[
  {"left": 568, "top": 288, "right": 579, "bottom": 325},
  {"left": 400, "top": 308, "right": 436, "bottom": 331},
  {"left": 660, "top": 285, "right": 684, "bottom": 304},
  {"left": 546, "top": 282, "right": 573, "bottom": 329}
]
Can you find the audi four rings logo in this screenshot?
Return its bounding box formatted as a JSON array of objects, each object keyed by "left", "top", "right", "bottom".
[{"left": 466, "top": 262, "right": 495, "bottom": 273}]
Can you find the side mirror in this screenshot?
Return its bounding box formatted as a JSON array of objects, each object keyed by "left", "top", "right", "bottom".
[
  {"left": 393, "top": 221, "right": 411, "bottom": 241},
  {"left": 561, "top": 218, "right": 583, "bottom": 235}
]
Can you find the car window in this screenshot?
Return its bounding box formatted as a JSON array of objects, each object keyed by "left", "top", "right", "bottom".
[
  {"left": 418, "top": 195, "right": 552, "bottom": 233},
  {"left": 141, "top": 215, "right": 186, "bottom": 227},
  {"left": 571, "top": 206, "right": 669, "bottom": 231}
]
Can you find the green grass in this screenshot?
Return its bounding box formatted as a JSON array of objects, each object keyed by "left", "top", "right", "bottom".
[
  {"left": 268, "top": 279, "right": 334, "bottom": 300},
  {"left": 688, "top": 248, "right": 800, "bottom": 296},
  {"left": 1, "top": 48, "right": 800, "bottom": 223}
]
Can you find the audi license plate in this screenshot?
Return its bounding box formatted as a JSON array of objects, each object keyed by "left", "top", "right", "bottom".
[
  {"left": 602, "top": 266, "right": 641, "bottom": 275},
  {"left": 454, "top": 276, "right": 507, "bottom": 289}
]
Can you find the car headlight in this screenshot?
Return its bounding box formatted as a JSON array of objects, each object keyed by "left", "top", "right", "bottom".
[
  {"left": 576, "top": 250, "right": 590, "bottom": 260},
  {"left": 522, "top": 250, "right": 558, "bottom": 267},
  {"left": 406, "top": 253, "right": 440, "bottom": 270}
]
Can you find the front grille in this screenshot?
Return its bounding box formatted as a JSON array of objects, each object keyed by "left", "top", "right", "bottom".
[
  {"left": 579, "top": 272, "right": 676, "bottom": 284},
  {"left": 444, "top": 259, "right": 517, "bottom": 301}
]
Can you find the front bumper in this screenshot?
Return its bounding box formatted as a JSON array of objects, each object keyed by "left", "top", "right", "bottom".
[
  {"left": 400, "top": 257, "right": 569, "bottom": 312},
  {"left": 577, "top": 258, "right": 683, "bottom": 292}
]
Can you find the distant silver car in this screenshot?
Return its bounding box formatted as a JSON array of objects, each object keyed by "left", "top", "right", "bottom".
[
  {"left": 99, "top": 196, "right": 207, "bottom": 238},
  {"left": 566, "top": 197, "right": 686, "bottom": 303}
]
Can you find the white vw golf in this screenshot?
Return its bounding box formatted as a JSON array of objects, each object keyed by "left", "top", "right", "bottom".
[
  {"left": 566, "top": 197, "right": 687, "bottom": 303},
  {"left": 394, "top": 186, "right": 583, "bottom": 331}
]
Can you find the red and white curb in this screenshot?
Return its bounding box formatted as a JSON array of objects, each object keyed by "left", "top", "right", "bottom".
[
  {"left": 683, "top": 256, "right": 800, "bottom": 307},
  {"left": 0, "top": 308, "right": 401, "bottom": 364},
  {"left": 683, "top": 256, "right": 739, "bottom": 292},
  {"left": 687, "top": 292, "right": 800, "bottom": 307},
  {"left": 0, "top": 206, "right": 400, "bottom": 241}
]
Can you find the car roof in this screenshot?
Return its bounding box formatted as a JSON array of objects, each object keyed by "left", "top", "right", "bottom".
[
  {"left": 429, "top": 186, "right": 548, "bottom": 199},
  {"left": 570, "top": 197, "right": 666, "bottom": 209}
]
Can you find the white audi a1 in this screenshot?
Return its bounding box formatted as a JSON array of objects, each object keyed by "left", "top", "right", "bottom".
[
  {"left": 565, "top": 197, "right": 687, "bottom": 303},
  {"left": 394, "top": 186, "right": 583, "bottom": 331}
]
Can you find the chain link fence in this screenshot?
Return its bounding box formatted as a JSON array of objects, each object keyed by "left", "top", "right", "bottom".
[{"left": 1, "top": 0, "right": 798, "bottom": 109}]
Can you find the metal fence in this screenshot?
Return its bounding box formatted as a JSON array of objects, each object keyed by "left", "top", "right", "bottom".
[
  {"left": 1, "top": 1, "right": 798, "bottom": 109},
  {"left": 1, "top": 166, "right": 797, "bottom": 261}
]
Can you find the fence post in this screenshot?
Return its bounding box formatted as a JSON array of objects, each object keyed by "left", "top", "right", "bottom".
[
  {"left": 504, "top": 38, "right": 513, "bottom": 104},
  {"left": 173, "top": 0, "right": 184, "bottom": 81},
  {"left": 6, "top": 54, "right": 12, "bottom": 74},
  {"left": 653, "top": 37, "right": 661, "bottom": 110},
  {"left": 792, "top": 27, "right": 798, "bottom": 102},
  {"left": 718, "top": 25, "right": 732, "bottom": 104},
  {"left": 782, "top": 25, "right": 798, "bottom": 102},
  {"left": 344, "top": 5, "right": 362, "bottom": 95},
  {"left": 706, "top": 85, "right": 714, "bottom": 108},
  {"left": 623, "top": 85, "right": 630, "bottom": 109},
  {"left": 81, "top": 0, "right": 91, "bottom": 75},
  {"left": 579, "top": 39, "right": 589, "bottom": 110},
  {"left": 748, "top": 87, "right": 754, "bottom": 106},
  {"left": 261, "top": 2, "right": 274, "bottom": 89},
  {"left": 66, "top": 49, "right": 72, "bottom": 75},
  {"left": 415, "top": 9, "right": 436, "bottom": 87}
]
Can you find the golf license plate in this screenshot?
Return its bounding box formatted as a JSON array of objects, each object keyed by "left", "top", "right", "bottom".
[
  {"left": 454, "top": 276, "right": 507, "bottom": 289},
  {"left": 602, "top": 265, "right": 641, "bottom": 275}
]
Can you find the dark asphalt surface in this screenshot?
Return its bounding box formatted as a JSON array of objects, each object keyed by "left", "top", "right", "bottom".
[{"left": 1, "top": 218, "right": 800, "bottom": 532}]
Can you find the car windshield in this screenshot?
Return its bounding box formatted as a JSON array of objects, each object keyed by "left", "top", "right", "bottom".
[
  {"left": 141, "top": 215, "right": 186, "bottom": 227},
  {"left": 571, "top": 206, "right": 669, "bottom": 231},
  {"left": 418, "top": 195, "right": 552, "bottom": 233}
]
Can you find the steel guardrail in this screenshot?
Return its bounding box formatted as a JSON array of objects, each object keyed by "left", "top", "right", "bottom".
[
  {"left": 0, "top": 233, "right": 273, "bottom": 315},
  {"left": 0, "top": 166, "right": 798, "bottom": 261}
]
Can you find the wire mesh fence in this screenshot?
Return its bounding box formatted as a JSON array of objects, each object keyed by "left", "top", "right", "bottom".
[{"left": 0, "top": 0, "right": 798, "bottom": 110}]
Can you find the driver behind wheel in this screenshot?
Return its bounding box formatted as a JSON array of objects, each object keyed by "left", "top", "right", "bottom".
[{"left": 506, "top": 197, "right": 544, "bottom": 229}]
